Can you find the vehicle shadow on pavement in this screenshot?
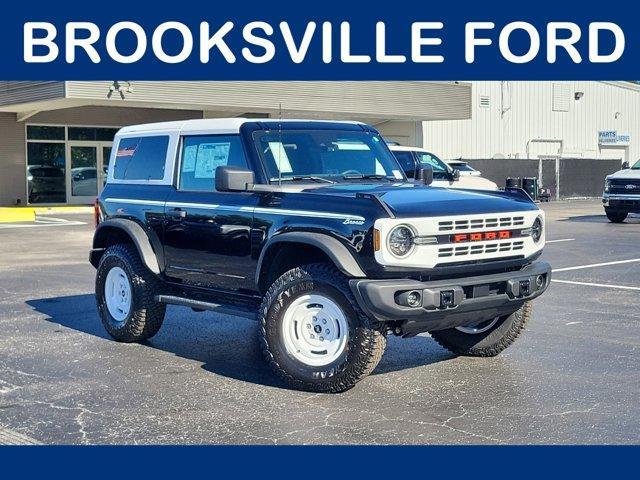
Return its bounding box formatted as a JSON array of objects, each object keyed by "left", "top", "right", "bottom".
[
  {"left": 560, "top": 214, "right": 640, "bottom": 224},
  {"left": 27, "top": 294, "right": 454, "bottom": 389}
]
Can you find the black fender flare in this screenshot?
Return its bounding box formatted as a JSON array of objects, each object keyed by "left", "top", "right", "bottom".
[
  {"left": 256, "top": 232, "right": 367, "bottom": 284},
  {"left": 91, "top": 218, "right": 163, "bottom": 274}
]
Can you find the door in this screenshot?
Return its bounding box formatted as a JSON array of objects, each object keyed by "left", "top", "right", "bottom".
[
  {"left": 162, "top": 134, "right": 259, "bottom": 294},
  {"left": 67, "top": 142, "right": 112, "bottom": 204}
]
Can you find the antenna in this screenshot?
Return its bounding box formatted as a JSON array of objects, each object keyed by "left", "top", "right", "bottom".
[{"left": 278, "top": 103, "right": 283, "bottom": 186}]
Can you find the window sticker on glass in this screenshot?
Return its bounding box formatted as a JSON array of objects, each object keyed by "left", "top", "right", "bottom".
[
  {"left": 334, "top": 141, "right": 370, "bottom": 151},
  {"left": 194, "top": 142, "right": 231, "bottom": 179},
  {"left": 268, "top": 142, "right": 293, "bottom": 173},
  {"left": 182, "top": 145, "right": 197, "bottom": 172}
]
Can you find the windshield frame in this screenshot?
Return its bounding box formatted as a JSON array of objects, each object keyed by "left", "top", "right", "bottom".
[{"left": 251, "top": 128, "right": 407, "bottom": 184}]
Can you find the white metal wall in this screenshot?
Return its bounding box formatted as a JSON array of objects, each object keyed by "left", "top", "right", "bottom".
[{"left": 423, "top": 81, "right": 640, "bottom": 164}]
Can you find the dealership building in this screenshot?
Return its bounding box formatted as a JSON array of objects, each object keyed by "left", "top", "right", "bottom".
[
  {"left": 0, "top": 81, "right": 471, "bottom": 206},
  {"left": 1, "top": 80, "right": 639, "bottom": 207},
  {"left": 423, "top": 81, "right": 640, "bottom": 164}
]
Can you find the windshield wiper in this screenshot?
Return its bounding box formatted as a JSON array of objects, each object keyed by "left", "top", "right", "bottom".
[
  {"left": 342, "top": 174, "right": 393, "bottom": 182},
  {"left": 273, "top": 176, "right": 336, "bottom": 184}
]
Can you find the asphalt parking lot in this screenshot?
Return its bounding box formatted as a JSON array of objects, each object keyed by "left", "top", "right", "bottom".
[{"left": 0, "top": 200, "right": 638, "bottom": 444}]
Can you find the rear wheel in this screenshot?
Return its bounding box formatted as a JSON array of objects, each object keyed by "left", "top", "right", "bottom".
[
  {"left": 605, "top": 209, "right": 628, "bottom": 223},
  {"left": 430, "top": 302, "right": 532, "bottom": 357},
  {"left": 259, "top": 263, "right": 386, "bottom": 393},
  {"left": 96, "top": 244, "right": 166, "bottom": 343}
]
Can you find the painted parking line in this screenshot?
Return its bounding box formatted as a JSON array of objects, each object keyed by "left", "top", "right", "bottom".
[
  {"left": 0, "top": 426, "right": 42, "bottom": 445},
  {"left": 0, "top": 217, "right": 86, "bottom": 229},
  {"left": 553, "top": 258, "right": 640, "bottom": 272},
  {"left": 551, "top": 279, "right": 640, "bottom": 291},
  {"left": 546, "top": 238, "right": 575, "bottom": 244}
]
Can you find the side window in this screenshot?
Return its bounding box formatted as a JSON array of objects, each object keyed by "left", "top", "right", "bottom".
[
  {"left": 416, "top": 152, "right": 447, "bottom": 172},
  {"left": 113, "top": 136, "right": 169, "bottom": 180},
  {"left": 179, "top": 135, "right": 248, "bottom": 192},
  {"left": 393, "top": 151, "right": 417, "bottom": 179}
]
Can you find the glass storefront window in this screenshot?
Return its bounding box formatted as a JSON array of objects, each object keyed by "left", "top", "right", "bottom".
[
  {"left": 27, "top": 143, "right": 66, "bottom": 204},
  {"left": 27, "top": 126, "right": 65, "bottom": 141},
  {"left": 26, "top": 125, "right": 118, "bottom": 204},
  {"left": 68, "top": 127, "right": 119, "bottom": 141}
]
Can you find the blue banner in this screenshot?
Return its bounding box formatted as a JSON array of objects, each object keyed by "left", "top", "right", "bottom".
[
  {"left": 0, "top": 445, "right": 637, "bottom": 477},
  {"left": 2, "top": 0, "right": 639, "bottom": 79}
]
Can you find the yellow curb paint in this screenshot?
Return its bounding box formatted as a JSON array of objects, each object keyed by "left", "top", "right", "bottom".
[
  {"left": 32, "top": 206, "right": 93, "bottom": 215},
  {"left": 0, "top": 207, "right": 36, "bottom": 223}
]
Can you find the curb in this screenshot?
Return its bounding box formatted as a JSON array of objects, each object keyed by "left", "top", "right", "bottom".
[
  {"left": 0, "top": 207, "right": 36, "bottom": 223},
  {"left": 33, "top": 206, "right": 93, "bottom": 215}
]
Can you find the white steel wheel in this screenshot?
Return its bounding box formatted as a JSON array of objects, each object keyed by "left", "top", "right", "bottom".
[
  {"left": 281, "top": 293, "right": 349, "bottom": 367},
  {"left": 104, "top": 266, "right": 132, "bottom": 323},
  {"left": 455, "top": 317, "right": 499, "bottom": 335}
]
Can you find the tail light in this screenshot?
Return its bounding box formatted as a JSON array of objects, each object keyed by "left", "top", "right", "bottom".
[{"left": 94, "top": 198, "right": 100, "bottom": 227}]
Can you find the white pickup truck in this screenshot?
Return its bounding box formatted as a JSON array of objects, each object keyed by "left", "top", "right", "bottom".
[
  {"left": 603, "top": 160, "right": 640, "bottom": 223},
  {"left": 389, "top": 145, "right": 498, "bottom": 191}
]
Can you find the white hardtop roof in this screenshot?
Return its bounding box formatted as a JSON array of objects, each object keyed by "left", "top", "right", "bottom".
[
  {"left": 117, "top": 118, "right": 366, "bottom": 136},
  {"left": 388, "top": 145, "right": 432, "bottom": 153}
]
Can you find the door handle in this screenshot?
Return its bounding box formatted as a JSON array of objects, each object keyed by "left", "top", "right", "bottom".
[{"left": 167, "top": 208, "right": 186, "bottom": 219}]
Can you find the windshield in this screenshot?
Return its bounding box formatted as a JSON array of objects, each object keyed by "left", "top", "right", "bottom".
[
  {"left": 632, "top": 159, "right": 640, "bottom": 169},
  {"left": 449, "top": 162, "right": 476, "bottom": 172},
  {"left": 253, "top": 130, "right": 405, "bottom": 183}
]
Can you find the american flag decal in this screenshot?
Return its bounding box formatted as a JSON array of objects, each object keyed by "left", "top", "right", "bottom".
[{"left": 117, "top": 146, "right": 136, "bottom": 157}]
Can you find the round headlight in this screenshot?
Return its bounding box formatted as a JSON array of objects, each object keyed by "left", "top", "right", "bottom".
[
  {"left": 604, "top": 178, "right": 611, "bottom": 193},
  {"left": 531, "top": 216, "right": 543, "bottom": 243},
  {"left": 388, "top": 225, "right": 415, "bottom": 257}
]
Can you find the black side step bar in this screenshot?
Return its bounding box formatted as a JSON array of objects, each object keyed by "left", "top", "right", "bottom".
[{"left": 155, "top": 295, "right": 258, "bottom": 320}]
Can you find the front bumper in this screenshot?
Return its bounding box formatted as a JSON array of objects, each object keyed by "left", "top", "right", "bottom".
[
  {"left": 603, "top": 194, "right": 640, "bottom": 212},
  {"left": 349, "top": 261, "right": 551, "bottom": 335}
]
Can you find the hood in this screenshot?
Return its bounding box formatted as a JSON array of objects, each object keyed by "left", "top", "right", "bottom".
[
  {"left": 303, "top": 183, "right": 538, "bottom": 217},
  {"left": 607, "top": 168, "right": 640, "bottom": 180}
]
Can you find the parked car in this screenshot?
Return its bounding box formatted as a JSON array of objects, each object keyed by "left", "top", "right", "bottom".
[
  {"left": 446, "top": 160, "right": 481, "bottom": 176},
  {"left": 389, "top": 145, "right": 498, "bottom": 190},
  {"left": 603, "top": 159, "right": 640, "bottom": 222},
  {"left": 91, "top": 119, "right": 550, "bottom": 393}
]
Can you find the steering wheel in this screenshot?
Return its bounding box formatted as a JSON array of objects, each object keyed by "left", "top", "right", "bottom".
[{"left": 341, "top": 169, "right": 363, "bottom": 176}]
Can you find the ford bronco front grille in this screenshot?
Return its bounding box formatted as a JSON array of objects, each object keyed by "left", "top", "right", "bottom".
[
  {"left": 438, "top": 216, "right": 525, "bottom": 232},
  {"left": 438, "top": 240, "right": 525, "bottom": 258}
]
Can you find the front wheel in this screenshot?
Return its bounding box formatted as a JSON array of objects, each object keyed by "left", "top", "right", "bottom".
[
  {"left": 259, "top": 263, "right": 386, "bottom": 393},
  {"left": 96, "top": 244, "right": 166, "bottom": 343},
  {"left": 430, "top": 302, "right": 532, "bottom": 357},
  {"left": 605, "top": 209, "right": 628, "bottom": 223}
]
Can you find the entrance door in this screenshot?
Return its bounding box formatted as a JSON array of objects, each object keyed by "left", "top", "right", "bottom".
[{"left": 67, "top": 142, "right": 112, "bottom": 204}]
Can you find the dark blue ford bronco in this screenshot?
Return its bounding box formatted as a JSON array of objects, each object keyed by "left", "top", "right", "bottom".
[{"left": 91, "top": 119, "right": 550, "bottom": 393}]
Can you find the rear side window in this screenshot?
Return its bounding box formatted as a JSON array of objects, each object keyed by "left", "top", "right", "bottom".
[
  {"left": 393, "top": 151, "right": 417, "bottom": 178},
  {"left": 113, "top": 136, "right": 169, "bottom": 181},
  {"left": 179, "top": 135, "right": 248, "bottom": 192}
]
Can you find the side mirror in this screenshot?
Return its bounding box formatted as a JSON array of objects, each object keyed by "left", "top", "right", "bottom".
[
  {"left": 417, "top": 165, "right": 433, "bottom": 185},
  {"left": 215, "top": 166, "right": 255, "bottom": 192},
  {"left": 451, "top": 169, "right": 461, "bottom": 181},
  {"left": 622, "top": 161, "right": 630, "bottom": 169}
]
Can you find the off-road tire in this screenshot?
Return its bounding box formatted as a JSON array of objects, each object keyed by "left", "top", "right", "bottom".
[
  {"left": 96, "top": 243, "right": 166, "bottom": 343},
  {"left": 430, "top": 302, "right": 532, "bottom": 357},
  {"left": 605, "top": 209, "right": 628, "bottom": 223},
  {"left": 259, "top": 263, "right": 386, "bottom": 393}
]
